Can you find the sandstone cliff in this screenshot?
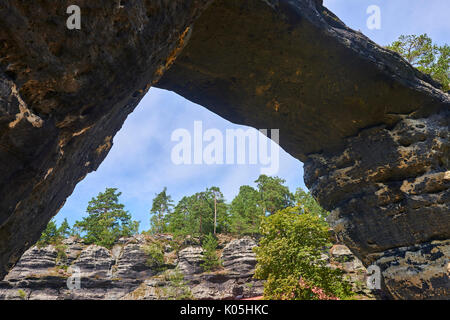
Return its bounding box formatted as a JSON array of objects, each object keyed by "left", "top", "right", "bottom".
[
  {"left": 0, "top": 0, "right": 448, "bottom": 299},
  {"left": 0, "top": 235, "right": 373, "bottom": 300}
]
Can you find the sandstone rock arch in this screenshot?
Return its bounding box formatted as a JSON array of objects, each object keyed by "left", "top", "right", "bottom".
[{"left": 0, "top": 0, "right": 448, "bottom": 299}]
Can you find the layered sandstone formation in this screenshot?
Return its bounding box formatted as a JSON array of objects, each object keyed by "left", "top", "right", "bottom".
[
  {"left": 0, "top": 0, "right": 448, "bottom": 298},
  {"left": 0, "top": 236, "right": 373, "bottom": 300}
]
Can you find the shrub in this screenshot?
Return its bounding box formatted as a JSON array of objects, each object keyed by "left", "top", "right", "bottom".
[
  {"left": 201, "top": 233, "right": 221, "bottom": 272},
  {"left": 143, "top": 242, "right": 166, "bottom": 272},
  {"left": 254, "top": 206, "right": 354, "bottom": 300}
]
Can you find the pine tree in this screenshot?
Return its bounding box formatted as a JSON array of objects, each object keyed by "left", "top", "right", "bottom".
[
  {"left": 229, "top": 185, "right": 263, "bottom": 236},
  {"left": 73, "top": 188, "right": 139, "bottom": 248},
  {"left": 255, "top": 175, "right": 294, "bottom": 215},
  {"left": 150, "top": 187, "right": 174, "bottom": 234},
  {"left": 386, "top": 34, "right": 449, "bottom": 91}
]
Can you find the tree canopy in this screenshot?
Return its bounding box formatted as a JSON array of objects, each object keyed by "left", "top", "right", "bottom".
[
  {"left": 73, "top": 188, "right": 139, "bottom": 248},
  {"left": 387, "top": 34, "right": 449, "bottom": 91}
]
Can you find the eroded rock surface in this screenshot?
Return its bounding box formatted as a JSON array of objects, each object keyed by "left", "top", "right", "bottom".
[
  {"left": 0, "top": 0, "right": 212, "bottom": 279},
  {"left": 157, "top": 0, "right": 449, "bottom": 299},
  {"left": 0, "top": 236, "right": 373, "bottom": 300},
  {"left": 0, "top": 0, "right": 448, "bottom": 299}
]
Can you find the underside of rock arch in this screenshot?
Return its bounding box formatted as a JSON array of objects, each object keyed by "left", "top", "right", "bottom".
[{"left": 0, "top": 0, "right": 448, "bottom": 299}]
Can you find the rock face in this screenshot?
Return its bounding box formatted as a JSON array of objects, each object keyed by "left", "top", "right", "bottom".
[
  {"left": 0, "top": 0, "right": 448, "bottom": 299},
  {"left": 0, "top": 236, "right": 374, "bottom": 300},
  {"left": 0, "top": 236, "right": 265, "bottom": 300},
  {"left": 157, "top": 0, "right": 450, "bottom": 299},
  {"left": 0, "top": 0, "right": 213, "bottom": 280}
]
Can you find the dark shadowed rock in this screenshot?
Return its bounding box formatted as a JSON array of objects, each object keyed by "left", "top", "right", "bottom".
[
  {"left": 0, "top": 0, "right": 213, "bottom": 280},
  {"left": 0, "top": 0, "right": 448, "bottom": 299}
]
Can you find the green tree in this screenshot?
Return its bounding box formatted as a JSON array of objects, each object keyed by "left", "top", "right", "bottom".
[
  {"left": 37, "top": 219, "right": 60, "bottom": 247},
  {"left": 229, "top": 185, "right": 264, "bottom": 235},
  {"left": 57, "top": 218, "right": 72, "bottom": 238},
  {"left": 166, "top": 187, "right": 229, "bottom": 238},
  {"left": 201, "top": 233, "right": 221, "bottom": 272},
  {"left": 254, "top": 206, "right": 353, "bottom": 300},
  {"left": 387, "top": 34, "right": 449, "bottom": 91},
  {"left": 150, "top": 187, "right": 174, "bottom": 234},
  {"left": 255, "top": 175, "right": 294, "bottom": 215},
  {"left": 73, "top": 188, "right": 139, "bottom": 248},
  {"left": 294, "top": 188, "right": 329, "bottom": 223}
]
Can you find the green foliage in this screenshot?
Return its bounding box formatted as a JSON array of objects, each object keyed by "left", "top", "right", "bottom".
[
  {"left": 165, "top": 187, "right": 229, "bottom": 238},
  {"left": 161, "top": 268, "right": 193, "bottom": 300},
  {"left": 57, "top": 218, "right": 71, "bottom": 238},
  {"left": 255, "top": 175, "right": 294, "bottom": 215},
  {"left": 294, "top": 188, "right": 329, "bottom": 223},
  {"left": 73, "top": 188, "right": 139, "bottom": 248},
  {"left": 150, "top": 187, "right": 174, "bottom": 234},
  {"left": 201, "top": 233, "right": 221, "bottom": 272},
  {"left": 54, "top": 243, "right": 68, "bottom": 264},
  {"left": 387, "top": 34, "right": 449, "bottom": 91},
  {"left": 254, "top": 206, "right": 353, "bottom": 300},
  {"left": 143, "top": 242, "right": 166, "bottom": 271},
  {"left": 17, "top": 289, "right": 27, "bottom": 300},
  {"left": 37, "top": 219, "right": 60, "bottom": 247},
  {"left": 229, "top": 185, "right": 263, "bottom": 236},
  {"left": 37, "top": 219, "right": 72, "bottom": 247}
]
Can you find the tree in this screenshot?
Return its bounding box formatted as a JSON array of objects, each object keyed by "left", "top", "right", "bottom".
[
  {"left": 255, "top": 175, "right": 294, "bottom": 215},
  {"left": 73, "top": 188, "right": 139, "bottom": 248},
  {"left": 57, "top": 218, "right": 72, "bottom": 238},
  {"left": 229, "top": 185, "right": 264, "bottom": 236},
  {"left": 386, "top": 34, "right": 449, "bottom": 91},
  {"left": 201, "top": 233, "right": 221, "bottom": 272},
  {"left": 166, "top": 187, "right": 229, "bottom": 238},
  {"left": 294, "top": 188, "right": 329, "bottom": 223},
  {"left": 37, "top": 219, "right": 60, "bottom": 247},
  {"left": 150, "top": 187, "right": 174, "bottom": 234},
  {"left": 254, "top": 206, "right": 353, "bottom": 300}
]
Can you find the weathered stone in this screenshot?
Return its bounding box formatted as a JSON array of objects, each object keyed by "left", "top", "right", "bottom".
[
  {"left": 0, "top": 0, "right": 213, "bottom": 280},
  {"left": 113, "top": 243, "right": 156, "bottom": 279},
  {"left": 371, "top": 240, "right": 449, "bottom": 300},
  {"left": 0, "top": 236, "right": 373, "bottom": 300},
  {"left": 177, "top": 246, "right": 204, "bottom": 276},
  {"left": 0, "top": 0, "right": 448, "bottom": 299},
  {"left": 157, "top": 0, "right": 449, "bottom": 298},
  {"left": 72, "top": 245, "right": 115, "bottom": 278},
  {"left": 221, "top": 238, "right": 258, "bottom": 277}
]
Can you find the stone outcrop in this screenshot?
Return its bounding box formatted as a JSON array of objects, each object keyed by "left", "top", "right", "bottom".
[
  {"left": 0, "top": 0, "right": 448, "bottom": 299},
  {"left": 156, "top": 0, "right": 449, "bottom": 298},
  {"left": 0, "top": 236, "right": 266, "bottom": 300},
  {"left": 0, "top": 236, "right": 374, "bottom": 300},
  {"left": 0, "top": 0, "right": 213, "bottom": 280}
]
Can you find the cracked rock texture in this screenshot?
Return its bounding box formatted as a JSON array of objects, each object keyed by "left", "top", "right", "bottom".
[
  {"left": 157, "top": 0, "right": 449, "bottom": 299},
  {"left": 0, "top": 0, "right": 213, "bottom": 280},
  {"left": 0, "top": 236, "right": 373, "bottom": 300},
  {"left": 0, "top": 0, "right": 448, "bottom": 299}
]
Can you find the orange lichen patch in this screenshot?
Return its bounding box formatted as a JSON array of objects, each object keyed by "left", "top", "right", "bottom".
[
  {"left": 153, "top": 26, "right": 192, "bottom": 81},
  {"left": 44, "top": 168, "right": 54, "bottom": 180},
  {"left": 72, "top": 125, "right": 93, "bottom": 137},
  {"left": 240, "top": 296, "right": 263, "bottom": 300},
  {"left": 274, "top": 100, "right": 280, "bottom": 112},
  {"left": 8, "top": 82, "right": 43, "bottom": 129},
  {"left": 267, "top": 99, "right": 280, "bottom": 112},
  {"left": 255, "top": 83, "right": 271, "bottom": 95},
  {"left": 96, "top": 136, "right": 112, "bottom": 155}
]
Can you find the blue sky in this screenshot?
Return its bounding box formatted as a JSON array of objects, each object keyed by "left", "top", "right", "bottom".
[{"left": 55, "top": 1, "right": 449, "bottom": 230}]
